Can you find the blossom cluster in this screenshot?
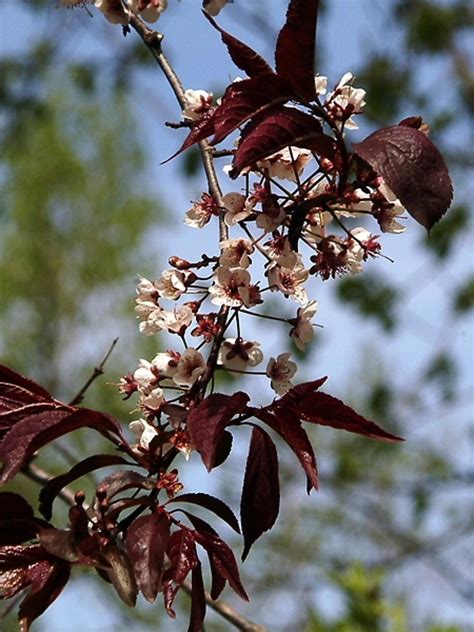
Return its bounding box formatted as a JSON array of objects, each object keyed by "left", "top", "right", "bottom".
[{"left": 119, "top": 72, "right": 410, "bottom": 457}]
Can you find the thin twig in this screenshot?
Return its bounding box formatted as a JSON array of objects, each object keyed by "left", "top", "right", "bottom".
[
  {"left": 181, "top": 580, "right": 268, "bottom": 632},
  {"left": 69, "top": 337, "right": 118, "bottom": 406},
  {"left": 22, "top": 462, "right": 76, "bottom": 506}
]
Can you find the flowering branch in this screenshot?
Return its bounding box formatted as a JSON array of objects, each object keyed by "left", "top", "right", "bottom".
[{"left": 0, "top": 1, "right": 453, "bottom": 631}]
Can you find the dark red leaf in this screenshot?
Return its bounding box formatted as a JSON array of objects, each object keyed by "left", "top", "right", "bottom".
[
  {"left": 0, "top": 365, "right": 52, "bottom": 401},
  {"left": 255, "top": 409, "right": 319, "bottom": 493},
  {"left": 102, "top": 544, "right": 137, "bottom": 607},
  {"left": 163, "top": 527, "right": 199, "bottom": 617},
  {"left": 164, "top": 107, "right": 216, "bottom": 162},
  {"left": 203, "top": 11, "right": 272, "bottom": 78},
  {"left": 0, "top": 492, "right": 34, "bottom": 521},
  {"left": 275, "top": 389, "right": 403, "bottom": 442},
  {"left": 187, "top": 391, "right": 249, "bottom": 471},
  {"left": 39, "top": 454, "right": 132, "bottom": 521},
  {"left": 168, "top": 492, "right": 240, "bottom": 534},
  {"left": 126, "top": 511, "right": 171, "bottom": 602},
  {"left": 39, "top": 528, "right": 78, "bottom": 563},
  {"left": 0, "top": 544, "right": 46, "bottom": 570},
  {"left": 188, "top": 562, "right": 206, "bottom": 632},
  {"left": 277, "top": 377, "right": 327, "bottom": 406},
  {"left": 190, "top": 515, "right": 248, "bottom": 601},
  {"left": 211, "top": 73, "right": 294, "bottom": 145},
  {"left": 0, "top": 385, "right": 50, "bottom": 416},
  {"left": 18, "top": 559, "right": 71, "bottom": 632},
  {"left": 95, "top": 470, "right": 156, "bottom": 501},
  {"left": 240, "top": 426, "right": 279, "bottom": 561},
  {"left": 353, "top": 125, "right": 453, "bottom": 230},
  {"left": 275, "top": 0, "right": 319, "bottom": 101},
  {"left": 230, "top": 106, "right": 334, "bottom": 179},
  {"left": 0, "top": 408, "right": 127, "bottom": 483},
  {"left": 180, "top": 513, "right": 224, "bottom": 600},
  {"left": 213, "top": 429, "right": 233, "bottom": 468}
]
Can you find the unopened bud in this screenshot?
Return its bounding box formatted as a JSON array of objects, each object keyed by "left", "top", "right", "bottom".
[
  {"left": 169, "top": 256, "right": 191, "bottom": 270},
  {"left": 75, "top": 490, "right": 86, "bottom": 506}
]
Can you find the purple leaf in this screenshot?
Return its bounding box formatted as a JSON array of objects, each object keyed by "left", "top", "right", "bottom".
[
  {"left": 187, "top": 391, "right": 249, "bottom": 471},
  {"left": 38, "top": 529, "right": 78, "bottom": 563},
  {"left": 190, "top": 514, "right": 248, "bottom": 601},
  {"left": 353, "top": 125, "right": 453, "bottom": 230},
  {"left": 240, "top": 426, "right": 279, "bottom": 561},
  {"left": 0, "top": 365, "right": 52, "bottom": 401},
  {"left": 168, "top": 492, "right": 240, "bottom": 534},
  {"left": 163, "top": 527, "right": 199, "bottom": 617},
  {"left": 0, "top": 408, "right": 127, "bottom": 483},
  {"left": 18, "top": 558, "right": 71, "bottom": 632},
  {"left": 203, "top": 12, "right": 273, "bottom": 78},
  {"left": 230, "top": 106, "right": 335, "bottom": 179},
  {"left": 255, "top": 409, "right": 319, "bottom": 493},
  {"left": 274, "top": 388, "right": 403, "bottom": 442},
  {"left": 0, "top": 492, "right": 34, "bottom": 521},
  {"left": 102, "top": 544, "right": 137, "bottom": 607},
  {"left": 39, "top": 454, "right": 132, "bottom": 521},
  {"left": 126, "top": 511, "right": 171, "bottom": 602},
  {"left": 275, "top": 0, "right": 319, "bottom": 101},
  {"left": 188, "top": 562, "right": 206, "bottom": 632},
  {"left": 211, "top": 73, "right": 295, "bottom": 145}
]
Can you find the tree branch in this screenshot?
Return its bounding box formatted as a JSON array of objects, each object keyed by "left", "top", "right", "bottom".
[
  {"left": 181, "top": 579, "right": 268, "bottom": 632},
  {"left": 69, "top": 337, "right": 118, "bottom": 406}
]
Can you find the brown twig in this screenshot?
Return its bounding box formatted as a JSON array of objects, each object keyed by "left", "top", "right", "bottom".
[
  {"left": 68, "top": 337, "right": 118, "bottom": 406},
  {"left": 181, "top": 580, "right": 268, "bottom": 632},
  {"left": 22, "top": 462, "right": 76, "bottom": 506}
]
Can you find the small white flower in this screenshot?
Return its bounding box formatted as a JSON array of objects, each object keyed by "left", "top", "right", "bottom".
[
  {"left": 257, "top": 146, "right": 312, "bottom": 182},
  {"left": 314, "top": 74, "right": 328, "bottom": 95},
  {"left": 155, "top": 269, "right": 192, "bottom": 300},
  {"left": 152, "top": 351, "right": 180, "bottom": 379},
  {"left": 182, "top": 89, "right": 213, "bottom": 121},
  {"left": 139, "top": 386, "right": 165, "bottom": 411},
  {"left": 126, "top": 0, "right": 168, "bottom": 22},
  {"left": 185, "top": 193, "right": 219, "bottom": 229},
  {"left": 209, "top": 267, "right": 252, "bottom": 308},
  {"left": 129, "top": 418, "right": 159, "bottom": 451},
  {"left": 222, "top": 192, "right": 252, "bottom": 226},
  {"left": 136, "top": 276, "right": 158, "bottom": 301},
  {"left": 326, "top": 72, "right": 366, "bottom": 130},
  {"left": 267, "top": 259, "right": 309, "bottom": 304},
  {"left": 218, "top": 338, "right": 263, "bottom": 372},
  {"left": 134, "top": 359, "right": 158, "bottom": 391},
  {"left": 219, "top": 238, "right": 254, "bottom": 269},
  {"left": 377, "top": 182, "right": 406, "bottom": 233},
  {"left": 290, "top": 301, "right": 318, "bottom": 351},
  {"left": 173, "top": 348, "right": 206, "bottom": 387},
  {"left": 266, "top": 353, "right": 297, "bottom": 395},
  {"left": 159, "top": 305, "right": 194, "bottom": 334},
  {"left": 264, "top": 234, "right": 298, "bottom": 268}
]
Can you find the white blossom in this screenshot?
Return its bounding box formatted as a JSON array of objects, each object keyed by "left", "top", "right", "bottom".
[
  {"left": 159, "top": 305, "right": 194, "bottom": 334},
  {"left": 314, "top": 74, "right": 328, "bottom": 95},
  {"left": 267, "top": 258, "right": 309, "bottom": 304},
  {"left": 155, "top": 269, "right": 192, "bottom": 300},
  {"left": 185, "top": 193, "right": 218, "bottom": 229},
  {"left": 218, "top": 338, "right": 263, "bottom": 372},
  {"left": 290, "top": 300, "right": 318, "bottom": 351},
  {"left": 222, "top": 192, "right": 252, "bottom": 226},
  {"left": 151, "top": 351, "right": 180, "bottom": 379},
  {"left": 266, "top": 353, "right": 297, "bottom": 395},
  {"left": 182, "top": 89, "right": 213, "bottom": 121},
  {"left": 209, "top": 267, "right": 252, "bottom": 307},
  {"left": 219, "top": 238, "right": 254, "bottom": 269},
  {"left": 377, "top": 182, "right": 407, "bottom": 233},
  {"left": 256, "top": 146, "right": 312, "bottom": 181},
  {"left": 173, "top": 348, "right": 206, "bottom": 387},
  {"left": 326, "top": 72, "right": 366, "bottom": 130},
  {"left": 129, "top": 418, "right": 159, "bottom": 451}
]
